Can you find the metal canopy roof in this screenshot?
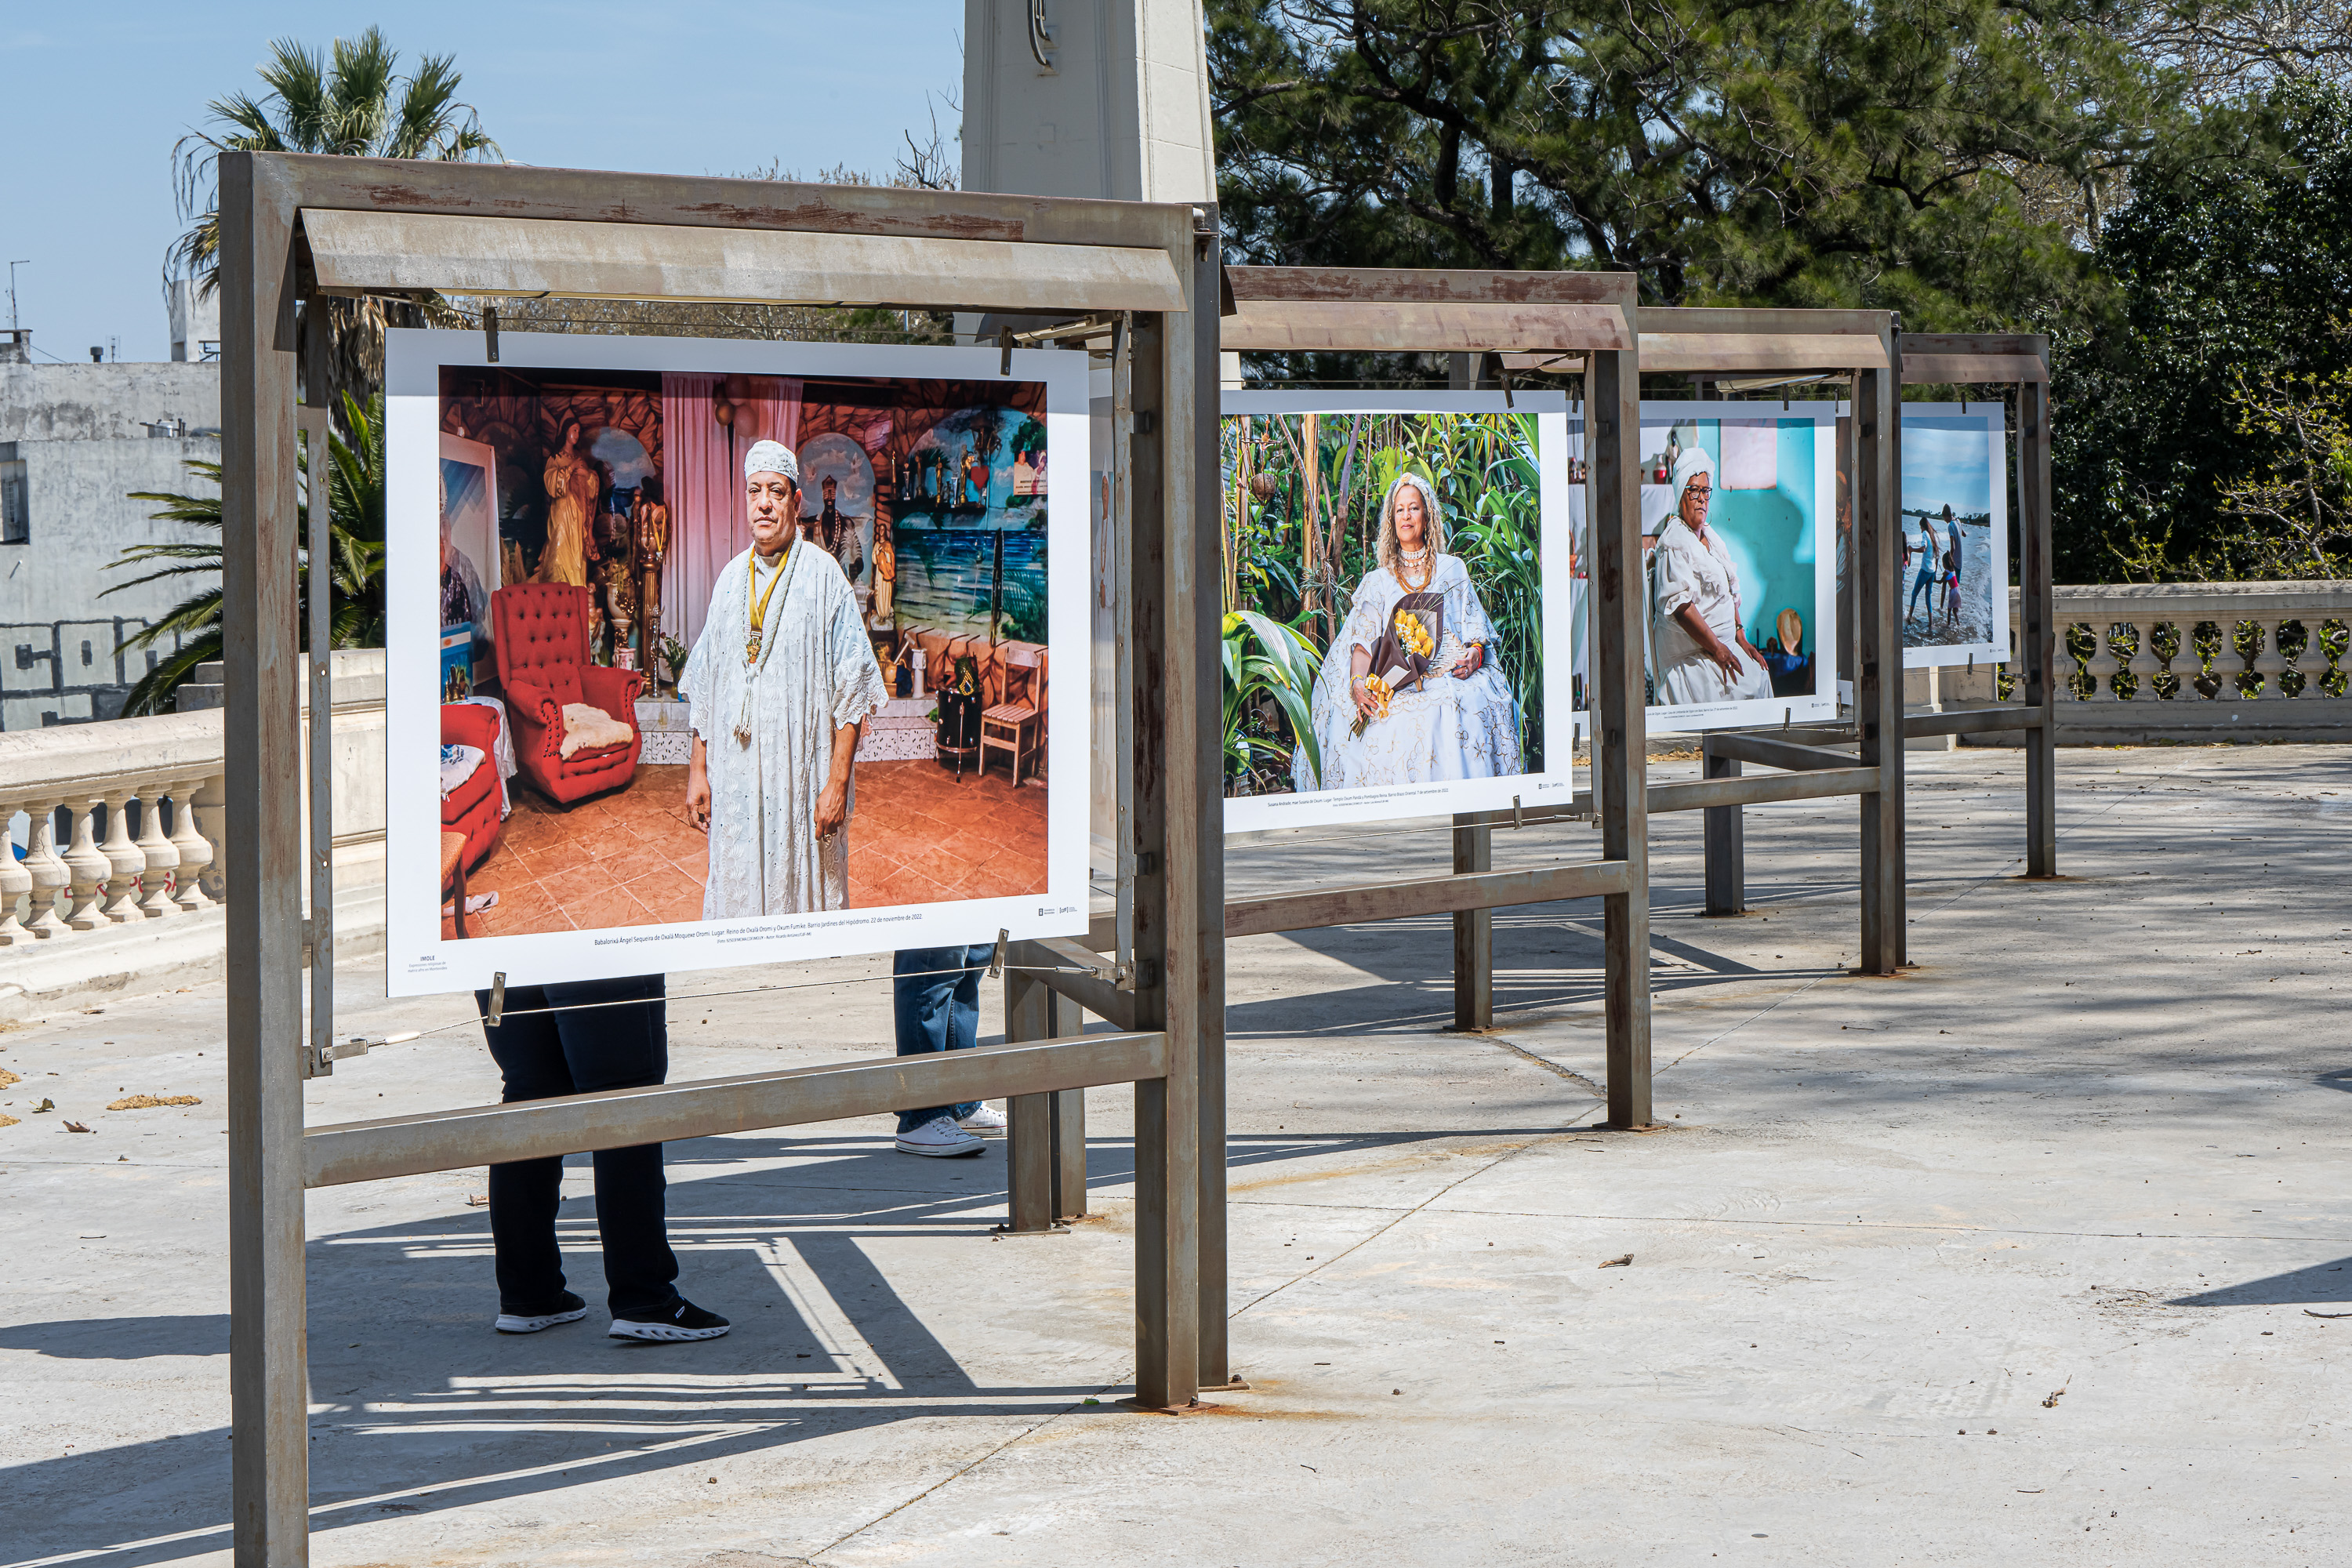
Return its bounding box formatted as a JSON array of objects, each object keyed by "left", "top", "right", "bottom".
[
  {"left": 298, "top": 208, "right": 1189, "bottom": 313},
  {"left": 1220, "top": 263, "right": 1635, "bottom": 354}
]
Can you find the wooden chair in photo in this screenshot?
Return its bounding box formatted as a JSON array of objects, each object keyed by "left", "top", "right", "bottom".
[{"left": 979, "top": 643, "right": 1045, "bottom": 786}]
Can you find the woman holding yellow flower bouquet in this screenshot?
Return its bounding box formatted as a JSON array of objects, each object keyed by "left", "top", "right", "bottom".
[{"left": 1294, "top": 473, "right": 1523, "bottom": 790}]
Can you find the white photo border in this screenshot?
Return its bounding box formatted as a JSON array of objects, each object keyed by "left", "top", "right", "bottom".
[
  {"left": 384, "top": 329, "right": 1092, "bottom": 997},
  {"left": 1632, "top": 401, "right": 1842, "bottom": 736},
  {"left": 1218, "top": 390, "right": 1578, "bottom": 835}
]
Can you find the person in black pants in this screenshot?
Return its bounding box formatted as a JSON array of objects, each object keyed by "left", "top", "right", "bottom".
[{"left": 475, "top": 973, "right": 729, "bottom": 1341}]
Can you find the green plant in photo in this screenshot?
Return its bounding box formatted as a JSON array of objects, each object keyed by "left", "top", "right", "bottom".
[{"left": 1223, "top": 608, "right": 1323, "bottom": 791}]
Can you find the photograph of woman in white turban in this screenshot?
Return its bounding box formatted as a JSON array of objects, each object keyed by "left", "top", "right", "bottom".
[
  {"left": 1650, "top": 445, "right": 1773, "bottom": 705},
  {"left": 1294, "top": 473, "right": 1523, "bottom": 790}
]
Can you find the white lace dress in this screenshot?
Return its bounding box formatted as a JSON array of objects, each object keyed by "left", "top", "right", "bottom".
[{"left": 1292, "top": 557, "right": 1523, "bottom": 791}]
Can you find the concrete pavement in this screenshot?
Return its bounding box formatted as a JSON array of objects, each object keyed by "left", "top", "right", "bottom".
[{"left": 2, "top": 742, "right": 2347, "bottom": 1566}]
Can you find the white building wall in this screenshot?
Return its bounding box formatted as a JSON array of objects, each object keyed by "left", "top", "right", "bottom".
[{"left": 0, "top": 361, "right": 221, "bottom": 728}]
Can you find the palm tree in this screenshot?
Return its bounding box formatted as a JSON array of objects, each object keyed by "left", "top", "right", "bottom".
[
  {"left": 107, "top": 392, "right": 389, "bottom": 717},
  {"left": 166, "top": 29, "right": 499, "bottom": 416}
]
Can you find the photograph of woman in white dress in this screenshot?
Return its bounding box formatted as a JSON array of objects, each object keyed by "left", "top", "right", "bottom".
[
  {"left": 1650, "top": 446, "right": 1773, "bottom": 705},
  {"left": 1294, "top": 474, "right": 1523, "bottom": 790}
]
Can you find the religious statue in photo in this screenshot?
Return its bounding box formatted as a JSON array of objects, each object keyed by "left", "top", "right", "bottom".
[
  {"left": 632, "top": 477, "right": 670, "bottom": 675},
  {"left": 536, "top": 423, "right": 597, "bottom": 587},
  {"left": 869, "top": 521, "right": 896, "bottom": 627},
  {"left": 681, "top": 441, "right": 888, "bottom": 917}
]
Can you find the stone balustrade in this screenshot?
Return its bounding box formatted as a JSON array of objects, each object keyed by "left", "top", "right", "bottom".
[
  {"left": 0, "top": 713, "right": 224, "bottom": 944},
  {"left": 1967, "top": 581, "right": 2352, "bottom": 743},
  {"left": 0, "top": 652, "right": 386, "bottom": 1014}
]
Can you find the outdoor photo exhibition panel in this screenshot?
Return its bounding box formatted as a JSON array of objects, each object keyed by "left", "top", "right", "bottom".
[
  {"left": 1217, "top": 390, "right": 1578, "bottom": 833},
  {"left": 1571, "top": 401, "right": 1840, "bottom": 735},
  {"left": 222, "top": 151, "right": 1225, "bottom": 1563},
  {"left": 387, "top": 331, "right": 1093, "bottom": 993},
  {"left": 1894, "top": 403, "right": 2011, "bottom": 670}
]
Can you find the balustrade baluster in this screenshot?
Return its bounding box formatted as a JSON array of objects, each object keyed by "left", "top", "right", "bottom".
[
  {"left": 194, "top": 772, "right": 227, "bottom": 904},
  {"left": 99, "top": 790, "right": 147, "bottom": 922},
  {"left": 0, "top": 799, "right": 31, "bottom": 944},
  {"left": 135, "top": 786, "right": 180, "bottom": 918},
  {"left": 167, "top": 781, "right": 213, "bottom": 912},
  {"left": 2123, "top": 618, "right": 2161, "bottom": 701},
  {"left": 61, "top": 798, "right": 112, "bottom": 931},
  {"left": 2250, "top": 616, "right": 2290, "bottom": 699},
  {"left": 2082, "top": 622, "right": 2121, "bottom": 702},
  {"left": 24, "top": 800, "right": 71, "bottom": 937}
]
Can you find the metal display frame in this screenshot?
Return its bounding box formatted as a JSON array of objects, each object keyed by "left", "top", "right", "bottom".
[
  {"left": 1005, "top": 264, "right": 1655, "bottom": 1395},
  {"left": 1694, "top": 332, "right": 2060, "bottom": 944},
  {"left": 220, "top": 151, "right": 1223, "bottom": 1565}
]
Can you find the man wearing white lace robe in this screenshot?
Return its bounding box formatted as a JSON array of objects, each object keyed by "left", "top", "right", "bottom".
[{"left": 682, "top": 441, "right": 887, "bottom": 917}]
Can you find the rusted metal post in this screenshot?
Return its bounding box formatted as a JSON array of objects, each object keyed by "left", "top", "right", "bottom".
[
  {"left": 1123, "top": 282, "right": 1202, "bottom": 1408},
  {"left": 1701, "top": 739, "right": 1744, "bottom": 916},
  {"left": 1445, "top": 352, "right": 1497, "bottom": 1032},
  {"left": 1856, "top": 332, "right": 1904, "bottom": 974},
  {"left": 2020, "top": 362, "right": 2058, "bottom": 877},
  {"left": 1002, "top": 963, "right": 1062, "bottom": 1234},
  {"left": 222, "top": 150, "right": 311, "bottom": 1567},
  {"left": 1181, "top": 211, "right": 1229, "bottom": 1392},
  {"left": 1591, "top": 332, "right": 1653, "bottom": 1127}
]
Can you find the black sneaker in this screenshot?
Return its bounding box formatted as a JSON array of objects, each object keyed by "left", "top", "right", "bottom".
[
  {"left": 495, "top": 1291, "right": 589, "bottom": 1334},
  {"left": 609, "top": 1298, "right": 731, "bottom": 1342}
]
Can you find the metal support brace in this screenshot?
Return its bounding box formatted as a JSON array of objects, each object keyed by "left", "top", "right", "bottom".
[
  {"left": 1450, "top": 816, "right": 1494, "bottom": 1031},
  {"left": 1855, "top": 338, "right": 1906, "bottom": 973},
  {"left": 2020, "top": 373, "right": 2058, "bottom": 877},
  {"left": 1701, "top": 740, "right": 1744, "bottom": 916}
]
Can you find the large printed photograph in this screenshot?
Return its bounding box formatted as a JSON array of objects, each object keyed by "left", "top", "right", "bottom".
[
  {"left": 1899, "top": 405, "right": 2011, "bottom": 668},
  {"left": 385, "top": 332, "right": 1091, "bottom": 996},
  {"left": 1614, "top": 403, "right": 1838, "bottom": 734},
  {"left": 1217, "top": 394, "right": 1577, "bottom": 833}
]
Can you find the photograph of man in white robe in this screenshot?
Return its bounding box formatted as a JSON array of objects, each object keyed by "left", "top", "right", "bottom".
[{"left": 681, "top": 440, "right": 888, "bottom": 917}]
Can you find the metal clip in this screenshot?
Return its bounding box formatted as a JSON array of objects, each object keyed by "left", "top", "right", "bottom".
[
  {"left": 303, "top": 1035, "right": 378, "bottom": 1079},
  {"left": 484, "top": 305, "right": 499, "bottom": 364},
  {"left": 1499, "top": 363, "right": 1515, "bottom": 408},
  {"left": 1000, "top": 325, "right": 1015, "bottom": 377},
  {"left": 989, "top": 929, "right": 1008, "bottom": 979},
  {"left": 488, "top": 971, "right": 506, "bottom": 1028},
  {"left": 1512, "top": 793, "right": 1523, "bottom": 830}
]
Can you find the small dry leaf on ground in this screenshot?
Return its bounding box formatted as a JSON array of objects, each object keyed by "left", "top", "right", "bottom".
[
  {"left": 0, "top": 1115, "right": 18, "bottom": 1128},
  {"left": 1599, "top": 1254, "right": 1634, "bottom": 1269},
  {"left": 465, "top": 1193, "right": 488, "bottom": 1207},
  {"left": 62, "top": 1120, "right": 93, "bottom": 1133},
  {"left": 107, "top": 1094, "right": 201, "bottom": 1111},
  {"left": 0, "top": 1068, "right": 20, "bottom": 1089}
]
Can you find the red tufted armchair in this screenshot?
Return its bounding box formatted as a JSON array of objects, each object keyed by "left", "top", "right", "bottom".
[
  {"left": 441, "top": 702, "right": 505, "bottom": 866},
  {"left": 491, "top": 583, "right": 642, "bottom": 807}
]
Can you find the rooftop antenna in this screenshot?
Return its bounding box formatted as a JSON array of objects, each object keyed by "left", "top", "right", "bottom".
[{"left": 7, "top": 260, "right": 27, "bottom": 334}]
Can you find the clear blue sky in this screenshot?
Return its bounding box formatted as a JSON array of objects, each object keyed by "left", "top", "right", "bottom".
[
  {"left": 0, "top": 4, "right": 965, "bottom": 363},
  {"left": 1900, "top": 419, "right": 1994, "bottom": 517}
]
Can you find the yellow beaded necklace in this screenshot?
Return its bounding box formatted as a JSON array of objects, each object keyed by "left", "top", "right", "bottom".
[{"left": 744, "top": 542, "right": 790, "bottom": 665}]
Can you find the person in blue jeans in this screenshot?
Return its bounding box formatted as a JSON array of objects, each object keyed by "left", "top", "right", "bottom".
[
  {"left": 476, "top": 974, "right": 730, "bottom": 1341},
  {"left": 1907, "top": 516, "right": 1942, "bottom": 626},
  {"left": 891, "top": 946, "right": 1007, "bottom": 1156}
]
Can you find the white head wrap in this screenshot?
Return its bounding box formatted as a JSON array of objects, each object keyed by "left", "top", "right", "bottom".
[
  {"left": 1671, "top": 444, "right": 1715, "bottom": 504},
  {"left": 744, "top": 439, "right": 798, "bottom": 484}
]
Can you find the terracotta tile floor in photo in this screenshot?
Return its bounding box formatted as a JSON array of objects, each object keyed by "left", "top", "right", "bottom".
[{"left": 445, "top": 758, "right": 1047, "bottom": 941}]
